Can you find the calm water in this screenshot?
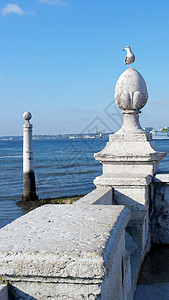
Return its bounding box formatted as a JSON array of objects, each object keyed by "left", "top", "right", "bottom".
[
  {"left": 0, "top": 138, "right": 169, "bottom": 229},
  {"left": 0, "top": 138, "right": 107, "bottom": 228}
]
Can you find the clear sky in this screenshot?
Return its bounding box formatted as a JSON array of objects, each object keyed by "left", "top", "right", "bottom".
[{"left": 0, "top": 0, "right": 169, "bottom": 136}]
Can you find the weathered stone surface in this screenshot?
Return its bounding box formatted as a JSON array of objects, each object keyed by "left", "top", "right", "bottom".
[
  {"left": 0, "top": 204, "right": 130, "bottom": 299},
  {"left": 22, "top": 171, "right": 38, "bottom": 202},
  {"left": 114, "top": 68, "right": 148, "bottom": 135},
  {"left": 125, "top": 232, "right": 138, "bottom": 253},
  {"left": 114, "top": 68, "right": 148, "bottom": 111},
  {"left": 94, "top": 134, "right": 166, "bottom": 166},
  {"left": 153, "top": 172, "right": 169, "bottom": 183},
  {"left": 152, "top": 173, "right": 169, "bottom": 243},
  {"left": 94, "top": 174, "right": 152, "bottom": 186},
  {"left": 76, "top": 187, "right": 113, "bottom": 205},
  {"left": 8, "top": 281, "right": 102, "bottom": 300}
]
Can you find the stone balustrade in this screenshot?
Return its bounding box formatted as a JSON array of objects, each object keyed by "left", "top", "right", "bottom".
[
  {"left": 0, "top": 194, "right": 130, "bottom": 300},
  {"left": 152, "top": 172, "right": 169, "bottom": 244},
  {"left": 75, "top": 187, "right": 113, "bottom": 205}
]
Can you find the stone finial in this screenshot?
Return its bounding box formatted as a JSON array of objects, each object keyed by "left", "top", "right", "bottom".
[
  {"left": 114, "top": 68, "right": 148, "bottom": 111},
  {"left": 23, "top": 112, "right": 32, "bottom": 122},
  {"left": 114, "top": 68, "right": 148, "bottom": 134}
]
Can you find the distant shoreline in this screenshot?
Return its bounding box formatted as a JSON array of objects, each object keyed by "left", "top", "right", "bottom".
[{"left": 0, "top": 134, "right": 110, "bottom": 141}]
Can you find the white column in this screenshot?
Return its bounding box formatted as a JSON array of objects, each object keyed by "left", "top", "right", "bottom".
[
  {"left": 22, "top": 112, "right": 38, "bottom": 202},
  {"left": 23, "top": 112, "right": 34, "bottom": 173}
]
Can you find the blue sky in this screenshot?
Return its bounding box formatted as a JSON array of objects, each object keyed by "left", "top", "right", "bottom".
[{"left": 0, "top": 0, "right": 169, "bottom": 135}]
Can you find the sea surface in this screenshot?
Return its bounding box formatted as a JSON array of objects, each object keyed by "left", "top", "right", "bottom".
[{"left": 0, "top": 138, "right": 169, "bottom": 229}]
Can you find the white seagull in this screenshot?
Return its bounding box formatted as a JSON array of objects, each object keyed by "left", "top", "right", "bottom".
[{"left": 123, "top": 46, "right": 135, "bottom": 67}]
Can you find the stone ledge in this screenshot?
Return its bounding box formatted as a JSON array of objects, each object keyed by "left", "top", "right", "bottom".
[
  {"left": 0, "top": 204, "right": 130, "bottom": 280},
  {"left": 94, "top": 139, "right": 167, "bottom": 162},
  {"left": 153, "top": 172, "right": 169, "bottom": 183},
  {"left": 75, "top": 187, "right": 112, "bottom": 205},
  {"left": 109, "top": 133, "right": 152, "bottom": 142},
  {"left": 94, "top": 174, "right": 152, "bottom": 186}
]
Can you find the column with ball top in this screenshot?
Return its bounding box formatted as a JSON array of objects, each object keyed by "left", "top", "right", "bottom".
[{"left": 22, "top": 112, "right": 38, "bottom": 202}]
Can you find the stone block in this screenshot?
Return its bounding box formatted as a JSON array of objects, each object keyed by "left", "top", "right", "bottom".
[
  {"left": 113, "top": 185, "right": 150, "bottom": 211},
  {"left": 76, "top": 187, "right": 113, "bottom": 205},
  {"left": 0, "top": 204, "right": 130, "bottom": 300}
]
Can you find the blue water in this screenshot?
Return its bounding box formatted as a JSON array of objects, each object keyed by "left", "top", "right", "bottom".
[
  {"left": 0, "top": 138, "right": 169, "bottom": 229},
  {"left": 0, "top": 138, "right": 107, "bottom": 228}
]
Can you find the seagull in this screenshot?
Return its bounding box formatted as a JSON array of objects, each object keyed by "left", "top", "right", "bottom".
[{"left": 123, "top": 46, "right": 135, "bottom": 67}]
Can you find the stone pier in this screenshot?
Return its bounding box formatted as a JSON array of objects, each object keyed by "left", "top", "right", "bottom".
[
  {"left": 22, "top": 112, "right": 38, "bottom": 202},
  {"left": 94, "top": 68, "right": 167, "bottom": 293}
]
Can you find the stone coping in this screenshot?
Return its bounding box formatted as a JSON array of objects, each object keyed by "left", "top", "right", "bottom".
[
  {"left": 153, "top": 172, "right": 169, "bottom": 183},
  {"left": 94, "top": 174, "right": 152, "bottom": 186},
  {"left": 95, "top": 153, "right": 166, "bottom": 162},
  {"left": 94, "top": 138, "right": 167, "bottom": 162},
  {"left": 76, "top": 187, "right": 112, "bottom": 205},
  {"left": 109, "top": 133, "right": 152, "bottom": 142},
  {"left": 0, "top": 204, "right": 130, "bottom": 280}
]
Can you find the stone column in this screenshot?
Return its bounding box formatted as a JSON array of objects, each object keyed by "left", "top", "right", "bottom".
[
  {"left": 94, "top": 68, "right": 167, "bottom": 258},
  {"left": 22, "top": 112, "right": 38, "bottom": 202}
]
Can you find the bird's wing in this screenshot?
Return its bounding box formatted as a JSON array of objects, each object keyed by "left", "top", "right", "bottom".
[{"left": 125, "top": 56, "right": 128, "bottom": 64}]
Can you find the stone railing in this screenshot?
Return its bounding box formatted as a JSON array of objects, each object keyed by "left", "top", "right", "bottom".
[
  {"left": 152, "top": 172, "right": 169, "bottom": 244},
  {"left": 0, "top": 188, "right": 131, "bottom": 300},
  {"left": 76, "top": 187, "right": 113, "bottom": 205}
]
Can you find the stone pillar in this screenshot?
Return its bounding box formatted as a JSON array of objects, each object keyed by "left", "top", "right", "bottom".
[
  {"left": 22, "top": 112, "right": 38, "bottom": 202},
  {"left": 94, "top": 68, "right": 167, "bottom": 257}
]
